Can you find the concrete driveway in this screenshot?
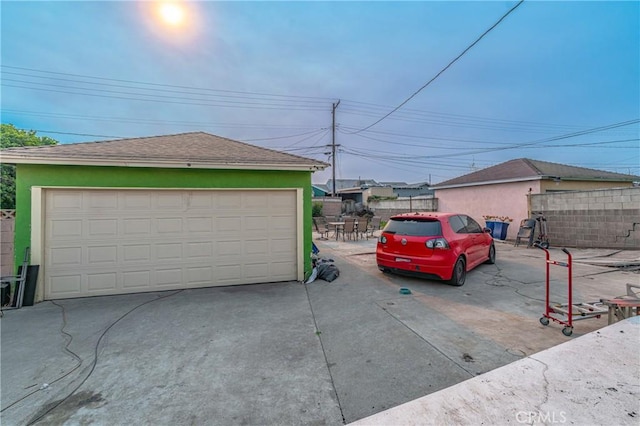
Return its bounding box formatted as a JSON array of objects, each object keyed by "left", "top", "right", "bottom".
[{"left": 1, "top": 238, "right": 638, "bottom": 425}]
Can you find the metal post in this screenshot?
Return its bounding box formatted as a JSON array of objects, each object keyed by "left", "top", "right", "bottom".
[{"left": 331, "top": 100, "right": 340, "bottom": 196}]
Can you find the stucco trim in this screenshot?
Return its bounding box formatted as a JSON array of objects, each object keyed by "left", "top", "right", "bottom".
[
  {"left": 31, "top": 187, "right": 45, "bottom": 302},
  {"left": 296, "top": 188, "right": 304, "bottom": 282},
  {"left": 0, "top": 156, "right": 326, "bottom": 172}
]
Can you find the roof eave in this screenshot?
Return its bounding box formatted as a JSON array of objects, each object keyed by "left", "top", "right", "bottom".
[
  {"left": 1, "top": 156, "right": 328, "bottom": 172},
  {"left": 434, "top": 174, "right": 637, "bottom": 190},
  {"left": 434, "top": 176, "right": 542, "bottom": 189},
  {"left": 546, "top": 176, "right": 637, "bottom": 182}
]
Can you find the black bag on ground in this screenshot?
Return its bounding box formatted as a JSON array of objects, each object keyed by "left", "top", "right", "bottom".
[{"left": 317, "top": 263, "right": 340, "bottom": 282}]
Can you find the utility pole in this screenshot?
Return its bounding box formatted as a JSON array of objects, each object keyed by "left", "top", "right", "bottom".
[{"left": 331, "top": 100, "right": 340, "bottom": 196}]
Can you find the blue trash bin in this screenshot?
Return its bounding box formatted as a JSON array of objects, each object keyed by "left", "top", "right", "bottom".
[
  {"left": 485, "top": 221, "right": 497, "bottom": 236},
  {"left": 492, "top": 222, "right": 510, "bottom": 240}
]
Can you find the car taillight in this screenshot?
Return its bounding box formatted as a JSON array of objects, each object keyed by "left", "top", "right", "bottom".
[
  {"left": 379, "top": 235, "right": 387, "bottom": 244},
  {"left": 425, "top": 238, "right": 449, "bottom": 249}
]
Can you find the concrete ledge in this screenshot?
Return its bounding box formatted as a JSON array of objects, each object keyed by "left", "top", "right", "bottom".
[{"left": 351, "top": 317, "right": 640, "bottom": 425}]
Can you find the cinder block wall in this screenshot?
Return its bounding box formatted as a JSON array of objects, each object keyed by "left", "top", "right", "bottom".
[
  {"left": 369, "top": 197, "right": 438, "bottom": 221},
  {"left": 531, "top": 187, "right": 640, "bottom": 249},
  {"left": 312, "top": 197, "right": 342, "bottom": 218},
  {"left": 1, "top": 210, "right": 16, "bottom": 276}
]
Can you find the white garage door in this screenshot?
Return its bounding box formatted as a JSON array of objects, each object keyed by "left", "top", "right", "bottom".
[{"left": 43, "top": 189, "right": 298, "bottom": 299}]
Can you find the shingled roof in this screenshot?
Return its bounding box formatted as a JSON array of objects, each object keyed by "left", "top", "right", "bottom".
[
  {"left": 0, "top": 132, "right": 329, "bottom": 172},
  {"left": 433, "top": 158, "right": 638, "bottom": 188}
]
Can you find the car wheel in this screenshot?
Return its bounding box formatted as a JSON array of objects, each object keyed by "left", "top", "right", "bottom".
[
  {"left": 484, "top": 244, "right": 496, "bottom": 264},
  {"left": 449, "top": 257, "right": 466, "bottom": 286}
]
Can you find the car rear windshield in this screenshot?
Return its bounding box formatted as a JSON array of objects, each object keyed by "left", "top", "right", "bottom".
[{"left": 383, "top": 218, "right": 442, "bottom": 236}]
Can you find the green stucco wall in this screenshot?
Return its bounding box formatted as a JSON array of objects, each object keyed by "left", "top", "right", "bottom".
[{"left": 14, "top": 164, "right": 314, "bottom": 281}]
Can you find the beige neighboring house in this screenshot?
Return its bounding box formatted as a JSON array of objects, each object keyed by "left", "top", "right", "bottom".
[{"left": 432, "top": 158, "right": 638, "bottom": 240}]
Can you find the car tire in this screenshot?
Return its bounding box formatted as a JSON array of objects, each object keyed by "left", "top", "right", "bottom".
[
  {"left": 449, "top": 257, "right": 466, "bottom": 286},
  {"left": 484, "top": 244, "right": 496, "bottom": 264}
]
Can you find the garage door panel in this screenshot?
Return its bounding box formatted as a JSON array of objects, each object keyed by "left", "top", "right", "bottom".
[
  {"left": 218, "top": 193, "right": 242, "bottom": 209},
  {"left": 217, "top": 265, "right": 242, "bottom": 283},
  {"left": 44, "top": 189, "right": 298, "bottom": 299},
  {"left": 244, "top": 263, "right": 268, "bottom": 280},
  {"left": 271, "top": 238, "right": 296, "bottom": 254},
  {"left": 123, "top": 193, "right": 152, "bottom": 209},
  {"left": 271, "top": 262, "right": 296, "bottom": 280},
  {"left": 88, "top": 192, "right": 118, "bottom": 210},
  {"left": 186, "top": 217, "right": 213, "bottom": 232},
  {"left": 49, "top": 275, "right": 82, "bottom": 296},
  {"left": 87, "top": 272, "right": 117, "bottom": 291},
  {"left": 123, "top": 218, "right": 151, "bottom": 235},
  {"left": 244, "top": 193, "right": 268, "bottom": 209},
  {"left": 245, "top": 216, "right": 268, "bottom": 232},
  {"left": 186, "top": 242, "right": 214, "bottom": 258},
  {"left": 271, "top": 215, "right": 296, "bottom": 230},
  {"left": 156, "top": 243, "right": 183, "bottom": 261},
  {"left": 156, "top": 268, "right": 182, "bottom": 286},
  {"left": 123, "top": 271, "right": 151, "bottom": 289},
  {"left": 218, "top": 240, "right": 242, "bottom": 256},
  {"left": 157, "top": 217, "right": 183, "bottom": 234},
  {"left": 123, "top": 244, "right": 151, "bottom": 262},
  {"left": 87, "top": 245, "right": 118, "bottom": 265},
  {"left": 50, "top": 220, "right": 83, "bottom": 239},
  {"left": 217, "top": 216, "right": 241, "bottom": 231},
  {"left": 187, "top": 266, "right": 214, "bottom": 284},
  {"left": 50, "top": 247, "right": 82, "bottom": 267},
  {"left": 51, "top": 191, "right": 83, "bottom": 210},
  {"left": 157, "top": 192, "right": 184, "bottom": 209},
  {"left": 88, "top": 219, "right": 118, "bottom": 237},
  {"left": 187, "top": 192, "right": 214, "bottom": 208},
  {"left": 270, "top": 192, "right": 296, "bottom": 209},
  {"left": 246, "top": 239, "right": 268, "bottom": 255}
]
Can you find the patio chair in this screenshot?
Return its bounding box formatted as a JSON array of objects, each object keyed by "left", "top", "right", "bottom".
[
  {"left": 358, "top": 217, "right": 370, "bottom": 239},
  {"left": 340, "top": 217, "right": 357, "bottom": 241},
  {"left": 313, "top": 216, "right": 330, "bottom": 240},
  {"left": 367, "top": 216, "right": 382, "bottom": 238},
  {"left": 0, "top": 247, "right": 30, "bottom": 313}
]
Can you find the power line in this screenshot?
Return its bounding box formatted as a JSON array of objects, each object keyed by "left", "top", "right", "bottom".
[
  {"left": 3, "top": 109, "right": 323, "bottom": 130},
  {"left": 1, "top": 65, "right": 333, "bottom": 102},
  {"left": 2, "top": 76, "right": 328, "bottom": 108},
  {"left": 339, "top": 108, "right": 584, "bottom": 135},
  {"left": 339, "top": 99, "right": 582, "bottom": 131},
  {"left": 351, "top": 119, "right": 638, "bottom": 159},
  {"left": 346, "top": 0, "right": 525, "bottom": 134},
  {"left": 31, "top": 129, "right": 129, "bottom": 139},
  {"left": 2, "top": 83, "right": 328, "bottom": 111},
  {"left": 243, "top": 128, "right": 328, "bottom": 142}
]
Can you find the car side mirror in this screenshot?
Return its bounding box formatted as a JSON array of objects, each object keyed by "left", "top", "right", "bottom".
[{"left": 483, "top": 227, "right": 492, "bottom": 234}]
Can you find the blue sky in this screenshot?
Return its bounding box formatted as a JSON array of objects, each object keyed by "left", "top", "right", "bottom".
[{"left": 1, "top": 0, "right": 638, "bottom": 184}]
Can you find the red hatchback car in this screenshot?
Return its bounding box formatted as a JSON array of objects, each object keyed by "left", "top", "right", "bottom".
[{"left": 376, "top": 212, "right": 495, "bottom": 286}]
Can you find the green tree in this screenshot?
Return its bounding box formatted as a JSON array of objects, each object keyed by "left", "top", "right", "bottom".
[
  {"left": 312, "top": 201, "right": 323, "bottom": 217},
  {"left": 1, "top": 124, "right": 58, "bottom": 209}
]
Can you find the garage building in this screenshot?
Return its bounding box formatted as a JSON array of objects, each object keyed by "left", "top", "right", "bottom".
[{"left": 1, "top": 132, "right": 327, "bottom": 301}]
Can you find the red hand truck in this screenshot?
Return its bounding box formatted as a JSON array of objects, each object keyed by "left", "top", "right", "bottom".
[{"left": 536, "top": 245, "right": 607, "bottom": 336}]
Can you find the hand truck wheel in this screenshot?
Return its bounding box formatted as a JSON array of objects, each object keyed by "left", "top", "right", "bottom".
[
  {"left": 562, "top": 326, "right": 573, "bottom": 336},
  {"left": 539, "top": 317, "right": 549, "bottom": 326}
]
